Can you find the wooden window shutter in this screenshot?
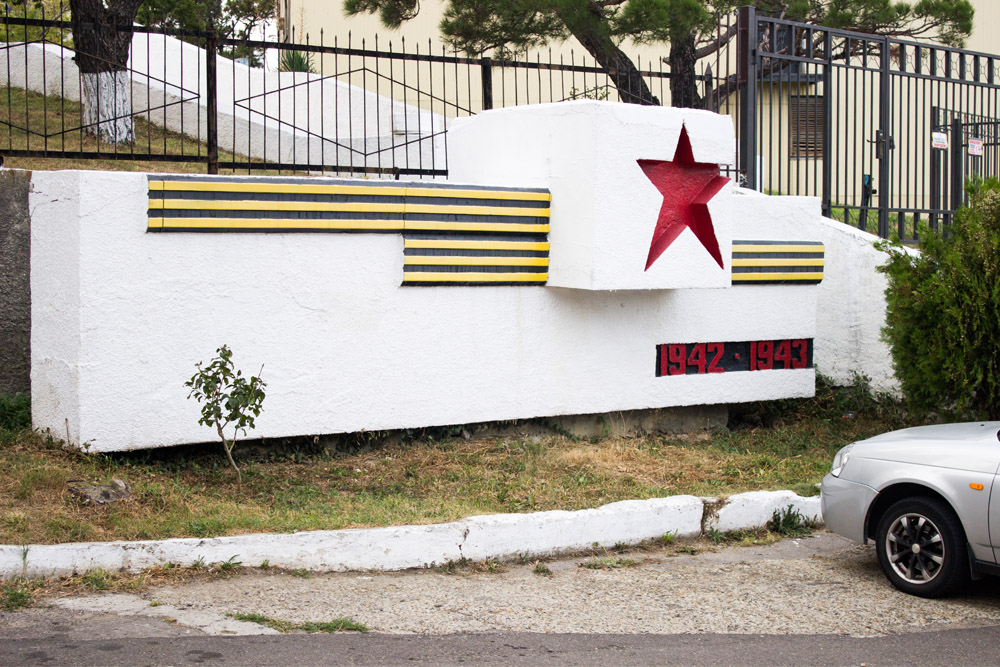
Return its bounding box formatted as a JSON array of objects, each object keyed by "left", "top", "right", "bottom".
[{"left": 790, "top": 95, "right": 824, "bottom": 158}]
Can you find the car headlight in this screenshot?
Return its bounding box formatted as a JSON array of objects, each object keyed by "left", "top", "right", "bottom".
[{"left": 830, "top": 443, "right": 855, "bottom": 478}]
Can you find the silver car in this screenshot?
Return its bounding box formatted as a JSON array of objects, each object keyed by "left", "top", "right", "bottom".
[{"left": 821, "top": 421, "right": 1000, "bottom": 598}]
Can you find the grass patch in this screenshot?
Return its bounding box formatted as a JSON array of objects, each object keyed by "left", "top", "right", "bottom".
[
  {"left": 693, "top": 517, "right": 815, "bottom": 550},
  {"left": 580, "top": 556, "right": 639, "bottom": 570},
  {"left": 673, "top": 545, "right": 700, "bottom": 555},
  {"left": 702, "top": 526, "right": 781, "bottom": 548},
  {"left": 0, "top": 378, "right": 913, "bottom": 545},
  {"left": 229, "top": 612, "right": 295, "bottom": 632},
  {"left": 81, "top": 568, "right": 111, "bottom": 591},
  {"left": 214, "top": 556, "right": 243, "bottom": 572},
  {"left": 0, "top": 394, "right": 30, "bottom": 432},
  {"left": 472, "top": 558, "right": 506, "bottom": 574},
  {"left": 299, "top": 618, "right": 369, "bottom": 633},
  {"left": 8, "top": 562, "right": 235, "bottom": 607},
  {"left": 767, "top": 504, "right": 817, "bottom": 538},
  {"left": 1, "top": 580, "right": 36, "bottom": 611},
  {"left": 229, "top": 612, "right": 368, "bottom": 633},
  {"left": 437, "top": 558, "right": 472, "bottom": 575}
]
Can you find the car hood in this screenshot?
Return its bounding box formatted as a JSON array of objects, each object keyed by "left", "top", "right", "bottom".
[{"left": 852, "top": 422, "right": 1000, "bottom": 472}]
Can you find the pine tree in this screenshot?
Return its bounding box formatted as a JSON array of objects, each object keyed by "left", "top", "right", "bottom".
[{"left": 344, "top": 0, "right": 974, "bottom": 109}]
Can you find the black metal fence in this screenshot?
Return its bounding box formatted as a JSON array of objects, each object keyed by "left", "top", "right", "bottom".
[
  {"left": 3, "top": 5, "right": 999, "bottom": 239},
  {"left": 737, "top": 6, "right": 1000, "bottom": 239},
  {"left": 0, "top": 6, "right": 726, "bottom": 178}
]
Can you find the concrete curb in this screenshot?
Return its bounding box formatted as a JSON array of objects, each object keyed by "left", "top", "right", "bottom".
[{"left": 0, "top": 490, "right": 822, "bottom": 579}]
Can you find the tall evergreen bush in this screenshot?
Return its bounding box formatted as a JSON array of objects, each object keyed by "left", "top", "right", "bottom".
[{"left": 879, "top": 178, "right": 1000, "bottom": 420}]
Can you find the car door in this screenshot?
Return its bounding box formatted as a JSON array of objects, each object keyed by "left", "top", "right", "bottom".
[{"left": 992, "top": 459, "right": 1000, "bottom": 562}]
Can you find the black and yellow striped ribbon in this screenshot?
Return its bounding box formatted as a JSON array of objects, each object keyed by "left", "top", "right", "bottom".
[
  {"left": 147, "top": 176, "right": 551, "bottom": 287},
  {"left": 731, "top": 240, "right": 824, "bottom": 285}
]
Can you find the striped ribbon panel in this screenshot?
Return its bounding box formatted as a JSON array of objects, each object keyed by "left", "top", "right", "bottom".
[
  {"left": 147, "top": 176, "right": 551, "bottom": 286},
  {"left": 731, "top": 240, "right": 824, "bottom": 285},
  {"left": 402, "top": 234, "right": 550, "bottom": 286}
]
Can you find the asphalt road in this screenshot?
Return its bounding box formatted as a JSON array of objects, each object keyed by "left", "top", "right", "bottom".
[
  {"left": 3, "top": 626, "right": 1000, "bottom": 665},
  {"left": 4, "top": 533, "right": 1000, "bottom": 665}
]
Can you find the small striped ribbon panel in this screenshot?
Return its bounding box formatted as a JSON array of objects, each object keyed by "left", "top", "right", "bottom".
[
  {"left": 731, "top": 240, "right": 824, "bottom": 285},
  {"left": 147, "top": 177, "right": 551, "bottom": 286}
]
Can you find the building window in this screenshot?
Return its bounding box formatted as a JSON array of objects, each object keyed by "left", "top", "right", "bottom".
[{"left": 790, "top": 95, "right": 824, "bottom": 158}]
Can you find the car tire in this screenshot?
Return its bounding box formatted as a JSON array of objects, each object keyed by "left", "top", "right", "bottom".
[{"left": 875, "top": 497, "right": 969, "bottom": 598}]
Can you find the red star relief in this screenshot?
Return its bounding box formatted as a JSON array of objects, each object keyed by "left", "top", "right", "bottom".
[{"left": 638, "top": 125, "right": 729, "bottom": 271}]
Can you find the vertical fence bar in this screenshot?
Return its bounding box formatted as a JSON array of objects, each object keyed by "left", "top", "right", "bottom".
[
  {"left": 481, "top": 56, "right": 493, "bottom": 110},
  {"left": 5, "top": 4, "right": 12, "bottom": 154},
  {"left": 929, "top": 105, "right": 940, "bottom": 230},
  {"left": 320, "top": 31, "right": 326, "bottom": 173},
  {"left": 950, "top": 120, "right": 964, "bottom": 213},
  {"left": 821, "top": 28, "right": 833, "bottom": 216},
  {"left": 737, "top": 5, "right": 758, "bottom": 189},
  {"left": 205, "top": 30, "right": 219, "bottom": 174},
  {"left": 877, "top": 36, "right": 891, "bottom": 238}
]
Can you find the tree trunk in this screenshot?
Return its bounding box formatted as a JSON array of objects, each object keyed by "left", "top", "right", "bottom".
[
  {"left": 80, "top": 71, "right": 134, "bottom": 143},
  {"left": 69, "top": 0, "right": 143, "bottom": 143},
  {"left": 560, "top": 3, "right": 659, "bottom": 105},
  {"left": 669, "top": 31, "right": 703, "bottom": 109}
]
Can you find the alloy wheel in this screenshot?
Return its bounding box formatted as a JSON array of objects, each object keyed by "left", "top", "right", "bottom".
[{"left": 884, "top": 513, "right": 945, "bottom": 585}]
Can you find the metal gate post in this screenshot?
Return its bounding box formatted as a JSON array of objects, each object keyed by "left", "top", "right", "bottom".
[
  {"left": 950, "top": 120, "right": 964, "bottom": 216},
  {"left": 206, "top": 30, "right": 219, "bottom": 175},
  {"left": 929, "top": 107, "right": 940, "bottom": 231},
  {"left": 738, "top": 5, "right": 758, "bottom": 190},
  {"left": 876, "top": 36, "right": 891, "bottom": 238},
  {"left": 821, "top": 29, "right": 833, "bottom": 217},
  {"left": 480, "top": 56, "right": 494, "bottom": 111}
]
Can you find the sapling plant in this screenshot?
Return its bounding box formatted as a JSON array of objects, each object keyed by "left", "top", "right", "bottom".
[{"left": 185, "top": 345, "right": 266, "bottom": 485}]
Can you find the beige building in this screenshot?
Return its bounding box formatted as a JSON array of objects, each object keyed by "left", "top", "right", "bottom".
[
  {"left": 965, "top": 1, "right": 1000, "bottom": 54},
  {"left": 275, "top": 1, "right": 693, "bottom": 110}
]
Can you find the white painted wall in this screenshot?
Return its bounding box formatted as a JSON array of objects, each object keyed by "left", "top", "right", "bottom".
[
  {"left": 30, "top": 103, "right": 829, "bottom": 452},
  {"left": 30, "top": 172, "right": 819, "bottom": 451},
  {"left": 813, "top": 217, "right": 902, "bottom": 394},
  {"left": 0, "top": 35, "right": 445, "bottom": 171}
]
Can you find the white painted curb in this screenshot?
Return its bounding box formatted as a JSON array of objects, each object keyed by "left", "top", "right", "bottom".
[{"left": 0, "top": 491, "right": 822, "bottom": 579}]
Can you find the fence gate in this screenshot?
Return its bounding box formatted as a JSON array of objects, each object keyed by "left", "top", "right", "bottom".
[
  {"left": 929, "top": 107, "right": 1000, "bottom": 230},
  {"left": 737, "top": 6, "right": 1000, "bottom": 241}
]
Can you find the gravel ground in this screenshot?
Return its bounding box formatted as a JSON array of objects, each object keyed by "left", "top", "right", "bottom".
[{"left": 137, "top": 532, "right": 1000, "bottom": 638}]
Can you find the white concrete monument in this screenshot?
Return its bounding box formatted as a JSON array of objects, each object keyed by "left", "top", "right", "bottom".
[{"left": 30, "top": 102, "right": 825, "bottom": 452}]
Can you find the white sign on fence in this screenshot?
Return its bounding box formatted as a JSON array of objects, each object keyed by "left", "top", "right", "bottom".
[
  {"left": 932, "top": 131, "right": 949, "bottom": 149},
  {"left": 969, "top": 137, "right": 983, "bottom": 156}
]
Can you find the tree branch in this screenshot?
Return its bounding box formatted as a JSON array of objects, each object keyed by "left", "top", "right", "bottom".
[{"left": 694, "top": 22, "right": 737, "bottom": 61}]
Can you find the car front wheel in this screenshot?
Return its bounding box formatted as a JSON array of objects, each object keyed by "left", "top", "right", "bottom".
[{"left": 875, "top": 497, "right": 969, "bottom": 598}]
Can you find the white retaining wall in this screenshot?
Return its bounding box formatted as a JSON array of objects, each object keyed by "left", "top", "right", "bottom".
[
  {"left": 31, "top": 103, "right": 831, "bottom": 452},
  {"left": 813, "top": 217, "right": 900, "bottom": 394}
]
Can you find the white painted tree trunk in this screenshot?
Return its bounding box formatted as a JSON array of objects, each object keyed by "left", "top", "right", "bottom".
[{"left": 81, "top": 71, "right": 134, "bottom": 144}]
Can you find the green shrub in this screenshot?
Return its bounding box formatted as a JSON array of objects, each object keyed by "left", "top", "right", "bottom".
[
  {"left": 878, "top": 178, "right": 1000, "bottom": 420},
  {"left": 1, "top": 581, "right": 34, "bottom": 611},
  {"left": 279, "top": 49, "right": 315, "bottom": 73},
  {"left": 185, "top": 345, "right": 267, "bottom": 485},
  {"left": 767, "top": 505, "right": 813, "bottom": 537},
  {"left": 0, "top": 394, "right": 31, "bottom": 431}
]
